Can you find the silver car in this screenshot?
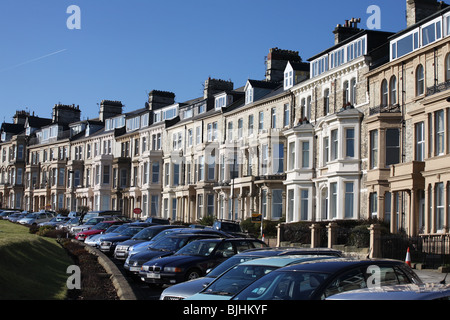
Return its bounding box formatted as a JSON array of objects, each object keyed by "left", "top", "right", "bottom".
[
  {"left": 18, "top": 212, "right": 54, "bottom": 225},
  {"left": 327, "top": 283, "right": 450, "bottom": 300},
  {"left": 160, "top": 247, "right": 343, "bottom": 300}
]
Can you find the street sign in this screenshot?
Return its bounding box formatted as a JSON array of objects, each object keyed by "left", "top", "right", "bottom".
[
  {"left": 251, "top": 213, "right": 262, "bottom": 223},
  {"left": 133, "top": 208, "right": 142, "bottom": 215}
]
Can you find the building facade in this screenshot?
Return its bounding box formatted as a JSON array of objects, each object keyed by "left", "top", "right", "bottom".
[{"left": 1, "top": 0, "right": 449, "bottom": 239}]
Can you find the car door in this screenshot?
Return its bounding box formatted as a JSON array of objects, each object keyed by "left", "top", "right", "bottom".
[
  {"left": 206, "top": 240, "right": 236, "bottom": 271},
  {"left": 320, "top": 268, "right": 367, "bottom": 299}
]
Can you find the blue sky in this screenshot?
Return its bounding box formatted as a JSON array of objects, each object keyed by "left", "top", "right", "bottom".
[{"left": 0, "top": 0, "right": 408, "bottom": 123}]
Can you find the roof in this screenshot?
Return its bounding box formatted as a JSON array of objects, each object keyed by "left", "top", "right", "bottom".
[
  {"left": 287, "top": 61, "right": 310, "bottom": 72},
  {"left": 237, "top": 247, "right": 342, "bottom": 257},
  {"left": 26, "top": 116, "right": 53, "bottom": 128},
  {"left": 308, "top": 29, "right": 395, "bottom": 62},
  {"left": 1, "top": 123, "right": 24, "bottom": 134},
  {"left": 239, "top": 255, "right": 336, "bottom": 267},
  {"left": 389, "top": 5, "right": 450, "bottom": 40},
  {"left": 273, "top": 258, "right": 407, "bottom": 273},
  {"left": 327, "top": 283, "right": 450, "bottom": 300},
  {"left": 246, "top": 79, "right": 280, "bottom": 90}
]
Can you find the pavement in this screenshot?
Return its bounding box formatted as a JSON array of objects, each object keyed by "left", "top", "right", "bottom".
[{"left": 413, "top": 268, "right": 449, "bottom": 284}]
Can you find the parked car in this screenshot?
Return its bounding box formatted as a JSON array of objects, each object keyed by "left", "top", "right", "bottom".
[
  {"left": 80, "top": 210, "right": 123, "bottom": 223},
  {"left": 127, "top": 228, "right": 234, "bottom": 256},
  {"left": 211, "top": 219, "right": 249, "bottom": 237},
  {"left": 231, "top": 258, "right": 423, "bottom": 300},
  {"left": 114, "top": 225, "right": 183, "bottom": 260},
  {"left": 38, "top": 216, "right": 71, "bottom": 227},
  {"left": 18, "top": 211, "right": 55, "bottom": 225},
  {"left": 75, "top": 220, "right": 124, "bottom": 241},
  {"left": 160, "top": 247, "right": 343, "bottom": 300},
  {"left": 139, "top": 238, "right": 268, "bottom": 285},
  {"left": 124, "top": 233, "right": 225, "bottom": 274},
  {"left": 84, "top": 224, "right": 124, "bottom": 247},
  {"left": 144, "top": 217, "right": 171, "bottom": 225},
  {"left": 57, "top": 217, "right": 80, "bottom": 231},
  {"left": 126, "top": 227, "right": 187, "bottom": 255},
  {"left": 70, "top": 216, "right": 112, "bottom": 235},
  {"left": 326, "top": 283, "right": 450, "bottom": 300},
  {"left": 0, "top": 210, "right": 20, "bottom": 220},
  {"left": 188, "top": 255, "right": 339, "bottom": 300},
  {"left": 99, "top": 223, "right": 150, "bottom": 254},
  {"left": 8, "top": 213, "right": 27, "bottom": 222}
]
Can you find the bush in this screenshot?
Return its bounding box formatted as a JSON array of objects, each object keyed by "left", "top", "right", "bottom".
[
  {"left": 241, "top": 218, "right": 278, "bottom": 238},
  {"left": 282, "top": 222, "right": 313, "bottom": 244},
  {"left": 197, "top": 215, "right": 215, "bottom": 226},
  {"left": 30, "top": 225, "right": 68, "bottom": 239}
]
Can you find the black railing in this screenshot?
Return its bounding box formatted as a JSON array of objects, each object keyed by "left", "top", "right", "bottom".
[
  {"left": 381, "top": 234, "right": 450, "bottom": 268},
  {"left": 426, "top": 80, "right": 450, "bottom": 96},
  {"left": 369, "top": 104, "right": 401, "bottom": 116}
]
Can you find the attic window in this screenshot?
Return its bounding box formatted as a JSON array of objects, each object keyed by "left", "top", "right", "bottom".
[{"left": 245, "top": 87, "right": 253, "bottom": 105}]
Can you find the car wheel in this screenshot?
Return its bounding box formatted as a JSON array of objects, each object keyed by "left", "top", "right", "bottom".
[{"left": 185, "top": 268, "right": 202, "bottom": 281}]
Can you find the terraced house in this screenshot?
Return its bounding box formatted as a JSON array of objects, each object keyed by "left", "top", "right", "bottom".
[{"left": 1, "top": 0, "right": 449, "bottom": 241}]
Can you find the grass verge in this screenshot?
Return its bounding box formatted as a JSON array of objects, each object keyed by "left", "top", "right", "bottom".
[{"left": 0, "top": 220, "right": 73, "bottom": 300}]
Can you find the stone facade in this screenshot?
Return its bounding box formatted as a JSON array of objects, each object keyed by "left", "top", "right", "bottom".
[{"left": 0, "top": 0, "right": 449, "bottom": 240}]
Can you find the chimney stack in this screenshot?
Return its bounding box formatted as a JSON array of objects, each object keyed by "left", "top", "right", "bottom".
[
  {"left": 406, "top": 0, "right": 447, "bottom": 27},
  {"left": 333, "top": 18, "right": 362, "bottom": 45},
  {"left": 265, "top": 48, "right": 301, "bottom": 82},
  {"left": 52, "top": 104, "right": 81, "bottom": 124},
  {"left": 203, "top": 78, "right": 234, "bottom": 99},
  {"left": 99, "top": 100, "right": 123, "bottom": 122},
  {"left": 147, "top": 90, "right": 176, "bottom": 110}
]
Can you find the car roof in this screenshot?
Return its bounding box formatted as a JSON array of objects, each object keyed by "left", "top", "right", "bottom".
[
  {"left": 192, "top": 237, "right": 261, "bottom": 243},
  {"left": 327, "top": 283, "right": 450, "bottom": 300},
  {"left": 237, "top": 247, "right": 342, "bottom": 257},
  {"left": 272, "top": 258, "right": 407, "bottom": 273},
  {"left": 238, "top": 255, "right": 337, "bottom": 268}
]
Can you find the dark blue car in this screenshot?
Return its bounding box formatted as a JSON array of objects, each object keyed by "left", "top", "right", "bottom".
[{"left": 139, "top": 238, "right": 268, "bottom": 285}]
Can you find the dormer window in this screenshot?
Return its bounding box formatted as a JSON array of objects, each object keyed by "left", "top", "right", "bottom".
[
  {"left": 215, "top": 94, "right": 229, "bottom": 110},
  {"left": 198, "top": 103, "right": 206, "bottom": 114},
  {"left": 245, "top": 87, "right": 253, "bottom": 105}
]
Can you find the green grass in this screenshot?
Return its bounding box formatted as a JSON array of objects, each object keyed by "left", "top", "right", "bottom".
[{"left": 0, "top": 220, "right": 74, "bottom": 300}]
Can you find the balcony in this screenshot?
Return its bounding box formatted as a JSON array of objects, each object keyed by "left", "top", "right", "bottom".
[
  {"left": 426, "top": 80, "right": 450, "bottom": 97},
  {"left": 369, "top": 104, "right": 401, "bottom": 116}
]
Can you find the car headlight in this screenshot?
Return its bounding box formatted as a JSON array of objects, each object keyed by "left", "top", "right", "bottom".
[{"left": 164, "top": 267, "right": 182, "bottom": 273}]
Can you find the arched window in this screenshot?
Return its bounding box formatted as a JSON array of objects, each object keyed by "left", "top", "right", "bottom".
[
  {"left": 416, "top": 64, "right": 424, "bottom": 96},
  {"left": 381, "top": 79, "right": 388, "bottom": 106},
  {"left": 390, "top": 76, "right": 397, "bottom": 105}
]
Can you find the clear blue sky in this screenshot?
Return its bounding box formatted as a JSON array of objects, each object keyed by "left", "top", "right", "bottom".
[{"left": 0, "top": 0, "right": 408, "bottom": 123}]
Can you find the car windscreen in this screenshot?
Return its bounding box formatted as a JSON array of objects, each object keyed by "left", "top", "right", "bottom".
[
  {"left": 175, "top": 240, "right": 219, "bottom": 256},
  {"left": 233, "top": 271, "right": 330, "bottom": 300},
  {"left": 111, "top": 224, "right": 129, "bottom": 233},
  {"left": 207, "top": 256, "right": 260, "bottom": 277},
  {"left": 25, "top": 213, "right": 38, "bottom": 218},
  {"left": 131, "top": 227, "right": 161, "bottom": 240},
  {"left": 92, "top": 222, "right": 112, "bottom": 230},
  {"left": 202, "top": 264, "right": 279, "bottom": 297},
  {"left": 120, "top": 227, "right": 144, "bottom": 236},
  {"left": 149, "top": 236, "right": 191, "bottom": 252}
]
